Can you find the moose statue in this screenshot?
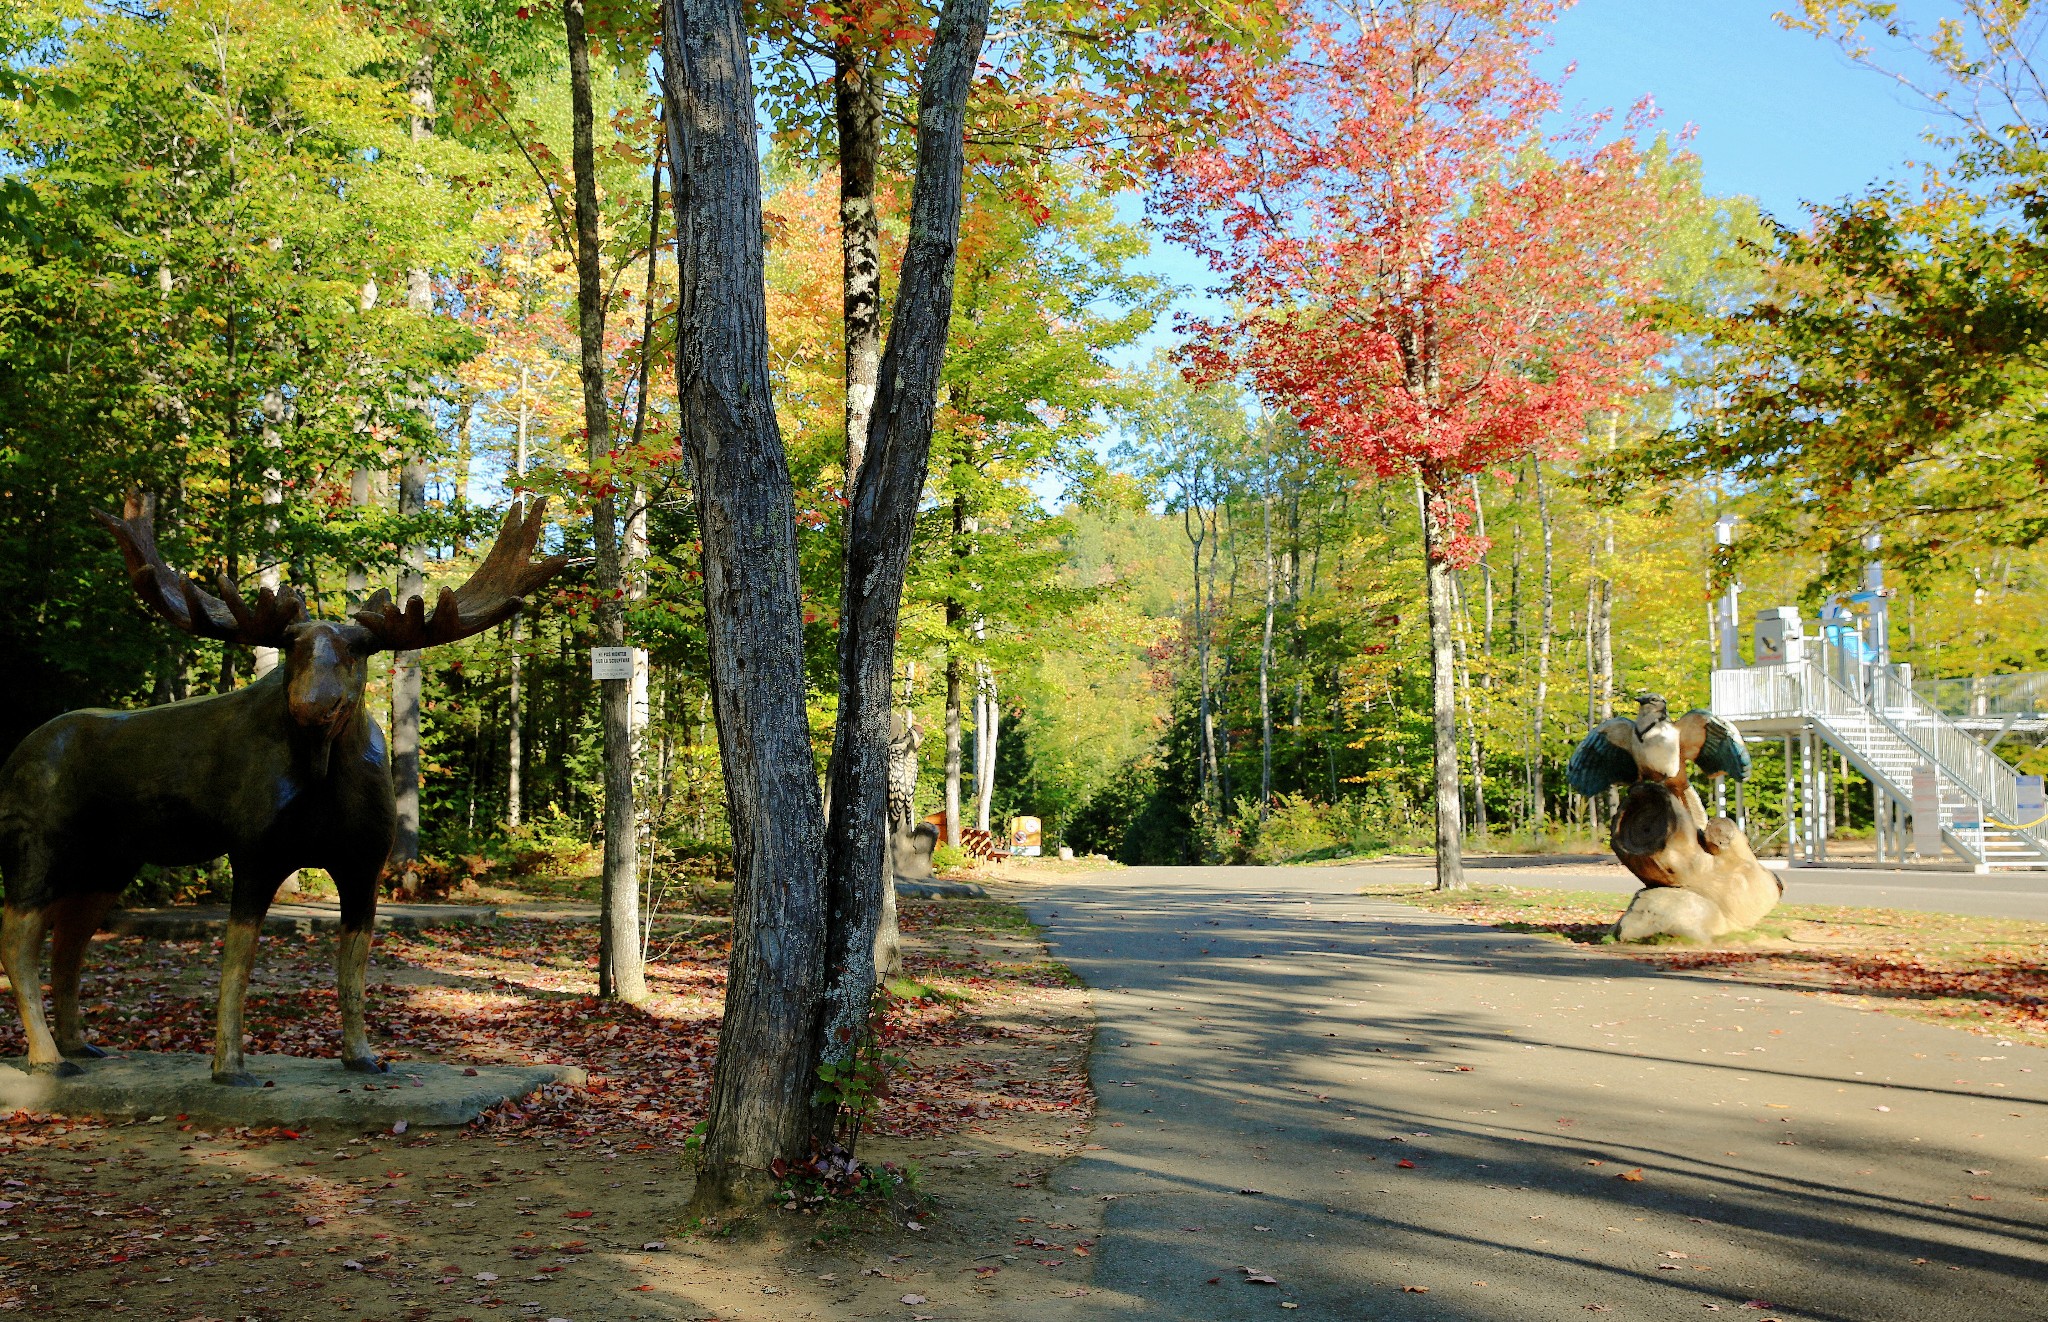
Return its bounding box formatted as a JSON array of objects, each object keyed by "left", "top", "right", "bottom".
[
  {"left": 0, "top": 493, "right": 565, "bottom": 1084},
  {"left": 1567, "top": 693, "right": 1778, "bottom": 942}
]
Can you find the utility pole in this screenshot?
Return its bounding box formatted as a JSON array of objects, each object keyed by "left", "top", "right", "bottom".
[{"left": 1715, "top": 513, "right": 1741, "bottom": 669}]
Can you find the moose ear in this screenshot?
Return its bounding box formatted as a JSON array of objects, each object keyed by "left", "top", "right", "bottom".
[{"left": 337, "top": 623, "right": 382, "bottom": 657}]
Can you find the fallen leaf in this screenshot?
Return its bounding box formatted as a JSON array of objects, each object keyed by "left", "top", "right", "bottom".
[
  {"left": 563, "top": 1210, "right": 594, "bottom": 1219},
  {"left": 1616, "top": 1169, "right": 1644, "bottom": 1182},
  {"left": 1404, "top": 1285, "right": 1430, "bottom": 1293}
]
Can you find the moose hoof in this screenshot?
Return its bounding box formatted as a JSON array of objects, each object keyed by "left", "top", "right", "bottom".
[
  {"left": 61, "top": 1043, "right": 109, "bottom": 1060},
  {"left": 27, "top": 1059, "right": 83, "bottom": 1079},
  {"left": 342, "top": 1055, "right": 388, "bottom": 1075},
  {"left": 212, "top": 1070, "right": 261, "bottom": 1088}
]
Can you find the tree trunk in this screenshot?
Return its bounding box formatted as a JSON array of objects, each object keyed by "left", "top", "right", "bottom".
[
  {"left": 836, "top": 45, "right": 883, "bottom": 486},
  {"left": 664, "top": 0, "right": 829, "bottom": 1211},
  {"left": 1597, "top": 515, "right": 1614, "bottom": 719},
  {"left": 251, "top": 385, "right": 285, "bottom": 679},
  {"left": 507, "top": 372, "right": 530, "bottom": 829},
  {"left": 391, "top": 451, "right": 425, "bottom": 888},
  {"left": 1186, "top": 502, "right": 1218, "bottom": 804},
  {"left": 1418, "top": 477, "right": 1465, "bottom": 890},
  {"left": 974, "top": 662, "right": 997, "bottom": 832},
  {"left": 389, "top": 54, "right": 436, "bottom": 891},
  {"left": 1257, "top": 489, "right": 1275, "bottom": 819},
  {"left": 1452, "top": 572, "right": 1486, "bottom": 843},
  {"left": 944, "top": 643, "right": 964, "bottom": 845},
  {"left": 1531, "top": 456, "right": 1555, "bottom": 825},
  {"left": 567, "top": 0, "right": 646, "bottom": 1005},
  {"left": 813, "top": 0, "right": 991, "bottom": 1153}
]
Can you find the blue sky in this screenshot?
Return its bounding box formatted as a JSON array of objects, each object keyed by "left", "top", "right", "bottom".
[
  {"left": 1544, "top": 0, "right": 1942, "bottom": 220},
  {"left": 1116, "top": 0, "right": 1948, "bottom": 366}
]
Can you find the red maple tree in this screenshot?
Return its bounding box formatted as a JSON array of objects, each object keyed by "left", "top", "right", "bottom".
[{"left": 1156, "top": 0, "right": 1667, "bottom": 888}]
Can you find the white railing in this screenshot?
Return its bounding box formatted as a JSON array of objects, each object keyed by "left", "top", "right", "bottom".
[{"left": 1712, "top": 644, "right": 2048, "bottom": 866}]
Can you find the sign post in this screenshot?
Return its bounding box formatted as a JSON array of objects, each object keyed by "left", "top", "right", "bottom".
[
  {"left": 1911, "top": 766, "right": 1941, "bottom": 859},
  {"left": 2017, "top": 774, "right": 2046, "bottom": 827}
]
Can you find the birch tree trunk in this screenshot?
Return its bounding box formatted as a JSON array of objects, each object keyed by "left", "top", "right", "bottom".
[
  {"left": 836, "top": 46, "right": 883, "bottom": 485},
  {"left": 1258, "top": 489, "right": 1275, "bottom": 820},
  {"left": 944, "top": 638, "right": 964, "bottom": 846},
  {"left": 812, "top": 0, "right": 992, "bottom": 1151},
  {"left": 1187, "top": 502, "right": 1219, "bottom": 804},
  {"left": 664, "top": 0, "right": 829, "bottom": 1210},
  {"left": 1531, "top": 456, "right": 1555, "bottom": 825},
  {"left": 567, "top": 0, "right": 646, "bottom": 1004},
  {"left": 1453, "top": 572, "right": 1487, "bottom": 842},
  {"left": 1418, "top": 476, "right": 1465, "bottom": 890},
  {"left": 388, "top": 53, "right": 440, "bottom": 891},
  {"left": 507, "top": 372, "right": 529, "bottom": 829},
  {"left": 973, "top": 661, "right": 998, "bottom": 832}
]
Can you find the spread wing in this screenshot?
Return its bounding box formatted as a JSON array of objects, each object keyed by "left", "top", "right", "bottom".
[
  {"left": 1678, "top": 709, "right": 1751, "bottom": 781},
  {"left": 1567, "top": 717, "right": 1641, "bottom": 796}
]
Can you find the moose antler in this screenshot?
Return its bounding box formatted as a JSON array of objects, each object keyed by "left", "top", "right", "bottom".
[
  {"left": 351, "top": 499, "right": 567, "bottom": 651},
  {"left": 95, "top": 489, "right": 307, "bottom": 649}
]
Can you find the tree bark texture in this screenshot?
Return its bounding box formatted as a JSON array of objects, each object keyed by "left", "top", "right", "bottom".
[
  {"left": 1258, "top": 490, "right": 1275, "bottom": 820},
  {"left": 390, "top": 454, "right": 425, "bottom": 886},
  {"left": 973, "top": 660, "right": 997, "bottom": 833},
  {"left": 1532, "top": 456, "right": 1555, "bottom": 824},
  {"left": 507, "top": 377, "right": 530, "bottom": 829},
  {"left": 664, "top": 0, "right": 827, "bottom": 1209},
  {"left": 944, "top": 644, "right": 964, "bottom": 844},
  {"left": 814, "top": 0, "right": 992, "bottom": 1147},
  {"left": 836, "top": 46, "right": 883, "bottom": 487},
  {"left": 389, "top": 62, "right": 435, "bottom": 888},
  {"left": 567, "top": 0, "right": 646, "bottom": 1005},
  {"left": 1419, "top": 477, "right": 1465, "bottom": 890}
]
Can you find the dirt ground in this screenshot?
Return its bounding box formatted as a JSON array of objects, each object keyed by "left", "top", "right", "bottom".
[{"left": 0, "top": 891, "right": 1103, "bottom": 1321}]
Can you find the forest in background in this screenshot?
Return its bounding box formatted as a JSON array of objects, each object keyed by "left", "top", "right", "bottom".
[{"left": 6, "top": 0, "right": 2048, "bottom": 898}]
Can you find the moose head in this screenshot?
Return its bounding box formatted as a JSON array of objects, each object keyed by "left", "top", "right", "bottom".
[
  {"left": 96, "top": 489, "right": 566, "bottom": 775},
  {"left": 2, "top": 494, "right": 566, "bottom": 1084}
]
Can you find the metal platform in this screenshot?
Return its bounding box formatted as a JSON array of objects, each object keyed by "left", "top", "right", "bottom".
[{"left": 1713, "top": 644, "right": 2048, "bottom": 872}]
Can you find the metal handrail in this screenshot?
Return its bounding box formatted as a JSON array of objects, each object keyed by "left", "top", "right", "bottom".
[{"left": 1713, "top": 646, "right": 2048, "bottom": 866}]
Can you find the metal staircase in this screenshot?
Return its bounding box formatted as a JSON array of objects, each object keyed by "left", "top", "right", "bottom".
[{"left": 1711, "top": 643, "right": 2048, "bottom": 871}]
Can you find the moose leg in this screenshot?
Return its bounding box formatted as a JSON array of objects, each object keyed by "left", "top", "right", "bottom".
[
  {"left": 50, "top": 891, "right": 119, "bottom": 1058},
  {"left": 210, "top": 916, "right": 265, "bottom": 1086},
  {"left": 1, "top": 904, "right": 74, "bottom": 1077},
  {"left": 334, "top": 866, "right": 385, "bottom": 1073}
]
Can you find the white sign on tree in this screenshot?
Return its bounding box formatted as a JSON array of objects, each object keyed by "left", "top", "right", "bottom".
[{"left": 590, "top": 646, "right": 637, "bottom": 681}]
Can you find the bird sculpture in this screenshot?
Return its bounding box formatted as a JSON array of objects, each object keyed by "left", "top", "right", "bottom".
[{"left": 1567, "top": 693, "right": 1751, "bottom": 830}]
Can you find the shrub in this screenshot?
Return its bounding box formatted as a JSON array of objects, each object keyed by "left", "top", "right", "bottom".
[
  {"left": 505, "top": 804, "right": 598, "bottom": 879},
  {"left": 930, "top": 842, "right": 970, "bottom": 875}
]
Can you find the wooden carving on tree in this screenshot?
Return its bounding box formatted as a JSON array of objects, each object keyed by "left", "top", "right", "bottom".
[
  {"left": 1566, "top": 694, "right": 1778, "bottom": 942},
  {"left": 0, "top": 495, "right": 565, "bottom": 1083}
]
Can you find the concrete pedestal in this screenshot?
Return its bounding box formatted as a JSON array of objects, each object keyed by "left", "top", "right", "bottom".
[{"left": 0, "top": 1052, "right": 582, "bottom": 1128}]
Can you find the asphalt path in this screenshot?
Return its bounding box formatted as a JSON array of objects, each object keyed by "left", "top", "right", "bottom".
[
  {"left": 1022, "top": 866, "right": 2048, "bottom": 1321},
  {"left": 1367, "top": 854, "right": 2048, "bottom": 923}
]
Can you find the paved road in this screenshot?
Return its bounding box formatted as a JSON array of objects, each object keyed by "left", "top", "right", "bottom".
[
  {"left": 1370, "top": 854, "right": 2048, "bottom": 922},
  {"left": 1022, "top": 866, "right": 2048, "bottom": 1321}
]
